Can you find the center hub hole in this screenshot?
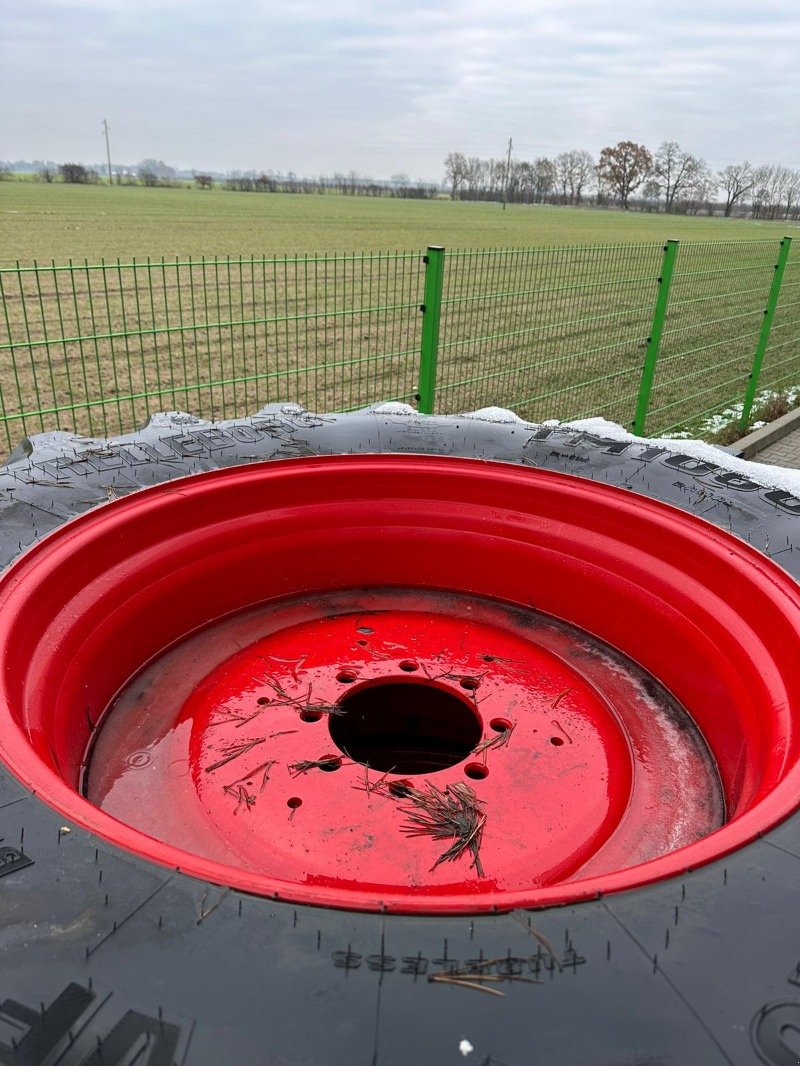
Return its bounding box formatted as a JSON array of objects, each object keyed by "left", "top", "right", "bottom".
[{"left": 329, "top": 680, "right": 482, "bottom": 775}]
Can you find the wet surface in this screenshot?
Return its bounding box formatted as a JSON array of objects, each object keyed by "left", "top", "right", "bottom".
[{"left": 85, "top": 590, "right": 723, "bottom": 899}]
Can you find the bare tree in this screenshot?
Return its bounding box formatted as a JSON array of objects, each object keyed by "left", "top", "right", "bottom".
[
  {"left": 137, "top": 159, "right": 176, "bottom": 187},
  {"left": 193, "top": 173, "right": 214, "bottom": 190},
  {"left": 597, "top": 141, "right": 653, "bottom": 209},
  {"left": 37, "top": 165, "right": 55, "bottom": 183},
  {"left": 654, "top": 142, "right": 704, "bottom": 213},
  {"left": 641, "top": 179, "right": 661, "bottom": 212},
  {"left": 750, "top": 164, "right": 800, "bottom": 220},
  {"left": 505, "top": 157, "right": 536, "bottom": 204},
  {"left": 60, "top": 163, "right": 78, "bottom": 183},
  {"left": 254, "top": 172, "right": 276, "bottom": 193},
  {"left": 786, "top": 170, "right": 800, "bottom": 220},
  {"left": 443, "top": 152, "right": 468, "bottom": 199},
  {"left": 532, "top": 157, "right": 556, "bottom": 202},
  {"left": 555, "top": 150, "right": 595, "bottom": 204},
  {"left": 750, "top": 165, "right": 779, "bottom": 219},
  {"left": 683, "top": 162, "right": 716, "bottom": 215},
  {"left": 516, "top": 160, "right": 535, "bottom": 202},
  {"left": 570, "top": 150, "right": 595, "bottom": 204},
  {"left": 554, "top": 152, "right": 571, "bottom": 204},
  {"left": 464, "top": 156, "right": 488, "bottom": 197},
  {"left": 487, "top": 157, "right": 505, "bottom": 197},
  {"left": 60, "top": 163, "right": 93, "bottom": 184},
  {"left": 138, "top": 163, "right": 159, "bottom": 187},
  {"left": 717, "top": 163, "right": 754, "bottom": 217},
  {"left": 443, "top": 150, "right": 561, "bottom": 205}
]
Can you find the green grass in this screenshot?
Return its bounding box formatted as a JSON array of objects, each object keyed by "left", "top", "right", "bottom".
[{"left": 0, "top": 181, "right": 795, "bottom": 266}]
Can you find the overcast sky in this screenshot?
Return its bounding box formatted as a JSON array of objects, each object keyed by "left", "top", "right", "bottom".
[{"left": 3, "top": 0, "right": 799, "bottom": 180}]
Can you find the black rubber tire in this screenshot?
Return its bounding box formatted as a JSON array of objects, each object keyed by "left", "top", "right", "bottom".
[{"left": 2, "top": 405, "right": 800, "bottom": 1066}]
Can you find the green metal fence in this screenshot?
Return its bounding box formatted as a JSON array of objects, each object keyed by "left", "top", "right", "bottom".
[
  {"left": 433, "top": 242, "right": 666, "bottom": 426},
  {"left": 0, "top": 239, "right": 797, "bottom": 452},
  {"left": 757, "top": 239, "right": 800, "bottom": 404},
  {"left": 642, "top": 238, "right": 793, "bottom": 436},
  {"left": 0, "top": 253, "right": 423, "bottom": 448}
]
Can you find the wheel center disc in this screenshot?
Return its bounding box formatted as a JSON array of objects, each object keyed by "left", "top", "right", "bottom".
[
  {"left": 1, "top": 454, "right": 800, "bottom": 914},
  {"left": 86, "top": 594, "right": 721, "bottom": 894}
]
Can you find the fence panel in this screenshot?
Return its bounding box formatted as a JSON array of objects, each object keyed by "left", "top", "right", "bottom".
[
  {"left": 644, "top": 240, "right": 782, "bottom": 436},
  {"left": 760, "top": 244, "right": 800, "bottom": 402},
  {"left": 433, "top": 244, "right": 664, "bottom": 424},
  {"left": 0, "top": 253, "right": 425, "bottom": 450},
  {"left": 1, "top": 241, "right": 799, "bottom": 454}
]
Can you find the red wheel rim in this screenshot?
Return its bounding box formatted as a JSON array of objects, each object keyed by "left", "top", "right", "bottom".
[{"left": 1, "top": 455, "right": 800, "bottom": 914}]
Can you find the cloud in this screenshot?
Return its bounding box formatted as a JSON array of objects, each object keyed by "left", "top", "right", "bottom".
[{"left": 2, "top": 0, "right": 799, "bottom": 176}]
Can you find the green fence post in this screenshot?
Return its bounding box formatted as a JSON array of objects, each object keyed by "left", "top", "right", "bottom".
[
  {"left": 739, "top": 236, "right": 793, "bottom": 430},
  {"left": 632, "top": 239, "right": 679, "bottom": 436},
  {"left": 417, "top": 246, "right": 445, "bottom": 414}
]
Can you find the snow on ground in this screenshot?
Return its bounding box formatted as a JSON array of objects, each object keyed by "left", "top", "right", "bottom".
[{"left": 668, "top": 386, "right": 800, "bottom": 439}]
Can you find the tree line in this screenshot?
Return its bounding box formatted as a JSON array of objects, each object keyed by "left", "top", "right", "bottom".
[
  {"left": 5, "top": 144, "right": 799, "bottom": 219},
  {"left": 220, "top": 170, "right": 437, "bottom": 198},
  {"left": 444, "top": 142, "right": 800, "bottom": 218},
  {"left": 4, "top": 160, "right": 438, "bottom": 200}
]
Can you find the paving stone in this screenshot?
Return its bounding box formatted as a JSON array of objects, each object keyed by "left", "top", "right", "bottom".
[{"left": 751, "top": 428, "right": 800, "bottom": 469}]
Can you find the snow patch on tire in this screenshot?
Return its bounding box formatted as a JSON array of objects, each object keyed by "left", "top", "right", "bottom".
[{"left": 566, "top": 415, "right": 800, "bottom": 496}]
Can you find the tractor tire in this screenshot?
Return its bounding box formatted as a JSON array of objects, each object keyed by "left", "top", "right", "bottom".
[{"left": 1, "top": 404, "right": 800, "bottom": 1066}]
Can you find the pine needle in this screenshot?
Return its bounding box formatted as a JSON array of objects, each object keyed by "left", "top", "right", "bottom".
[
  {"left": 222, "top": 784, "right": 256, "bottom": 814},
  {"left": 289, "top": 755, "right": 342, "bottom": 776},
  {"left": 472, "top": 721, "right": 515, "bottom": 756},
  {"left": 205, "top": 738, "right": 265, "bottom": 773},
  {"left": 398, "top": 781, "right": 486, "bottom": 877}
]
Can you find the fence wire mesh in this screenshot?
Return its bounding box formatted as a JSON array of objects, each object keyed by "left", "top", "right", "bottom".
[
  {"left": 761, "top": 249, "right": 800, "bottom": 399},
  {"left": 434, "top": 244, "right": 664, "bottom": 424},
  {"left": 0, "top": 253, "right": 424, "bottom": 449},
  {"left": 0, "top": 240, "right": 798, "bottom": 454},
  {"left": 645, "top": 240, "right": 784, "bottom": 436}
]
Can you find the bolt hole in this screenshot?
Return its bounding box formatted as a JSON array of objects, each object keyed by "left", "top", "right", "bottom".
[
  {"left": 464, "top": 762, "right": 488, "bottom": 780},
  {"left": 490, "top": 717, "right": 512, "bottom": 733},
  {"left": 356, "top": 626, "right": 374, "bottom": 635},
  {"left": 389, "top": 778, "right": 414, "bottom": 797},
  {"left": 460, "top": 676, "right": 480, "bottom": 691},
  {"left": 256, "top": 697, "right": 270, "bottom": 705},
  {"left": 356, "top": 639, "right": 368, "bottom": 647},
  {"left": 399, "top": 660, "right": 419, "bottom": 672},
  {"left": 550, "top": 736, "right": 564, "bottom": 746},
  {"left": 300, "top": 710, "right": 323, "bottom": 723},
  {"left": 287, "top": 797, "right": 302, "bottom": 809},
  {"left": 319, "top": 755, "right": 342, "bottom": 772},
  {"left": 337, "top": 670, "right": 358, "bottom": 684}
]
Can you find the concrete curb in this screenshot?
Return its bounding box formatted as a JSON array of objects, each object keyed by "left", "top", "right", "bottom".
[{"left": 728, "top": 406, "right": 800, "bottom": 459}]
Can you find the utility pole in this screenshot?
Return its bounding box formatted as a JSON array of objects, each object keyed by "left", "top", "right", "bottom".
[
  {"left": 102, "top": 119, "right": 113, "bottom": 185},
  {"left": 502, "top": 136, "right": 513, "bottom": 210}
]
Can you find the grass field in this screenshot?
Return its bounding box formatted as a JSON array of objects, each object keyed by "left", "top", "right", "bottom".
[
  {"left": 1, "top": 181, "right": 795, "bottom": 265},
  {"left": 0, "top": 181, "right": 798, "bottom": 448}
]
